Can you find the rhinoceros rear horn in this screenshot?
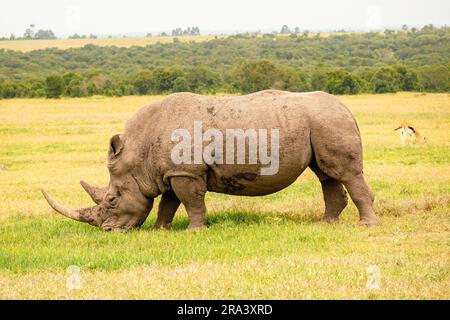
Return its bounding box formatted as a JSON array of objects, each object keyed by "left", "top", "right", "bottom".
[
  {"left": 41, "top": 189, "right": 102, "bottom": 227},
  {"left": 80, "top": 180, "right": 108, "bottom": 204}
]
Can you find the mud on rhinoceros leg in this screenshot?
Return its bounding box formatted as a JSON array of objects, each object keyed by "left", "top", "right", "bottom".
[
  {"left": 170, "top": 176, "right": 207, "bottom": 230},
  {"left": 153, "top": 190, "right": 181, "bottom": 230},
  {"left": 309, "top": 161, "right": 348, "bottom": 223},
  {"left": 342, "top": 173, "right": 379, "bottom": 227}
]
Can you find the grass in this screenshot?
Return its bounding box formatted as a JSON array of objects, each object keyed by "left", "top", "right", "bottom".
[
  {"left": 0, "top": 93, "right": 449, "bottom": 299},
  {"left": 0, "top": 35, "right": 220, "bottom": 52}
]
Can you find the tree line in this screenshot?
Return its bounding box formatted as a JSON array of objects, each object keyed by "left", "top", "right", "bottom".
[
  {"left": 171, "top": 26, "right": 201, "bottom": 37},
  {"left": 0, "top": 26, "right": 448, "bottom": 98},
  {"left": 3, "top": 24, "right": 57, "bottom": 40},
  {"left": 0, "top": 24, "right": 201, "bottom": 40}
]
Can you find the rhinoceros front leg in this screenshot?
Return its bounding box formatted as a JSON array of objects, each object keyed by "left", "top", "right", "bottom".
[
  {"left": 170, "top": 176, "right": 207, "bottom": 230},
  {"left": 153, "top": 191, "right": 181, "bottom": 230}
]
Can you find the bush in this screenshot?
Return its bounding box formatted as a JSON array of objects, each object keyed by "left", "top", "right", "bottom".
[
  {"left": 370, "top": 67, "right": 401, "bottom": 93},
  {"left": 172, "top": 77, "right": 189, "bottom": 92},
  {"left": 67, "top": 79, "right": 83, "bottom": 97},
  {"left": 132, "top": 70, "right": 154, "bottom": 95},
  {"left": 279, "top": 67, "right": 311, "bottom": 92},
  {"left": 185, "top": 67, "right": 221, "bottom": 93},
  {"left": 231, "top": 60, "right": 281, "bottom": 93},
  {"left": 417, "top": 65, "right": 449, "bottom": 92},
  {"left": 394, "top": 65, "right": 419, "bottom": 91},
  {"left": 150, "top": 67, "right": 184, "bottom": 93},
  {"left": 325, "top": 69, "right": 361, "bottom": 95},
  {"left": 311, "top": 65, "right": 330, "bottom": 91},
  {"left": 0, "top": 80, "right": 17, "bottom": 98},
  {"left": 45, "top": 75, "right": 64, "bottom": 98},
  {"left": 87, "top": 83, "right": 97, "bottom": 96}
]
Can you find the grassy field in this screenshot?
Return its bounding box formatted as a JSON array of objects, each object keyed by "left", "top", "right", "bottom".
[
  {"left": 0, "top": 93, "right": 449, "bottom": 299},
  {"left": 0, "top": 35, "right": 219, "bottom": 52}
]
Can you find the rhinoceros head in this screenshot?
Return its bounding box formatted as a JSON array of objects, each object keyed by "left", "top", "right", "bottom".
[{"left": 42, "top": 134, "right": 154, "bottom": 231}]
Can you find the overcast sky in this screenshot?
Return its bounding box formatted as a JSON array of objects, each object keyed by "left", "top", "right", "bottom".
[{"left": 1, "top": 0, "right": 449, "bottom": 37}]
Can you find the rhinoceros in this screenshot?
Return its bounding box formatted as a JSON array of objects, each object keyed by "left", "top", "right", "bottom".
[{"left": 42, "top": 90, "right": 379, "bottom": 231}]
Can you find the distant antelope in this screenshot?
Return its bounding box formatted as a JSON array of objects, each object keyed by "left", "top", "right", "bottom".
[{"left": 394, "top": 123, "right": 427, "bottom": 145}]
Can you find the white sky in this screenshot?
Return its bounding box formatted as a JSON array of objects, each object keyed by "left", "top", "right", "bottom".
[{"left": 0, "top": 0, "right": 449, "bottom": 37}]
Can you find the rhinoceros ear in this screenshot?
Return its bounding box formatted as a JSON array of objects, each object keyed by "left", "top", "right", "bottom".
[{"left": 108, "top": 134, "right": 124, "bottom": 159}]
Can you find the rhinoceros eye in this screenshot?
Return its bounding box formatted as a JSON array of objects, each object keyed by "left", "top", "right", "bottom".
[{"left": 106, "top": 194, "right": 119, "bottom": 208}]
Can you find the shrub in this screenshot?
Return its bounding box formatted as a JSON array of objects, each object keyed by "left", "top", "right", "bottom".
[
  {"left": 370, "top": 67, "right": 401, "bottom": 93},
  {"left": 325, "top": 69, "right": 361, "bottom": 95},
  {"left": 45, "top": 75, "right": 64, "bottom": 98}
]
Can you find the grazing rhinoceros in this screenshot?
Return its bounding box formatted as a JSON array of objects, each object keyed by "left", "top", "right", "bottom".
[{"left": 42, "top": 90, "right": 379, "bottom": 231}]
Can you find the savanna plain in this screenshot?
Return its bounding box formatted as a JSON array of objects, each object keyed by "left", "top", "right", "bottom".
[{"left": 0, "top": 92, "right": 448, "bottom": 299}]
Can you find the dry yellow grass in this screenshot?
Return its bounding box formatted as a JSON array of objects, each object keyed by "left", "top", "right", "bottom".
[{"left": 0, "top": 35, "right": 219, "bottom": 52}]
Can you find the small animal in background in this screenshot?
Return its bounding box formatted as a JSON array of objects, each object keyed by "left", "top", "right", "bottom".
[{"left": 394, "top": 123, "right": 427, "bottom": 145}]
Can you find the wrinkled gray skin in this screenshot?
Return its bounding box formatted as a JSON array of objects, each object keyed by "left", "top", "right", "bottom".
[{"left": 43, "top": 90, "right": 379, "bottom": 231}]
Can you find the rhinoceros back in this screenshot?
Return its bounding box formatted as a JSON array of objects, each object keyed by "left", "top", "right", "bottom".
[{"left": 124, "top": 90, "right": 361, "bottom": 196}]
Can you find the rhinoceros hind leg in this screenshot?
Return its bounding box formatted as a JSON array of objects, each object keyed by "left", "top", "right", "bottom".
[
  {"left": 310, "top": 162, "right": 348, "bottom": 223},
  {"left": 342, "top": 173, "right": 379, "bottom": 227},
  {"left": 154, "top": 191, "right": 181, "bottom": 230},
  {"left": 170, "top": 176, "right": 207, "bottom": 230}
]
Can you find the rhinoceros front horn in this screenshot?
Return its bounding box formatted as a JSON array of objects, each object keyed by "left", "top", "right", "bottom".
[
  {"left": 80, "top": 180, "right": 108, "bottom": 204},
  {"left": 41, "top": 189, "right": 102, "bottom": 227}
]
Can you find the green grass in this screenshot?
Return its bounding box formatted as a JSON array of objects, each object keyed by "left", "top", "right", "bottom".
[{"left": 0, "top": 93, "right": 449, "bottom": 299}]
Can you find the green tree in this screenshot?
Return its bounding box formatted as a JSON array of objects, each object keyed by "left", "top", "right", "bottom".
[
  {"left": 311, "top": 65, "right": 330, "bottom": 91},
  {"left": 172, "top": 77, "right": 189, "bottom": 92},
  {"left": 394, "top": 65, "right": 419, "bottom": 91},
  {"left": 132, "top": 70, "right": 154, "bottom": 94},
  {"left": 0, "top": 80, "right": 17, "bottom": 98},
  {"left": 281, "top": 25, "right": 291, "bottom": 34},
  {"left": 370, "top": 67, "right": 401, "bottom": 93},
  {"left": 279, "top": 67, "right": 311, "bottom": 92},
  {"left": 45, "top": 75, "right": 64, "bottom": 98},
  {"left": 417, "top": 65, "right": 449, "bottom": 92},
  {"left": 186, "top": 67, "right": 221, "bottom": 93},
  {"left": 150, "top": 67, "right": 184, "bottom": 93},
  {"left": 325, "top": 69, "right": 361, "bottom": 94},
  {"left": 62, "top": 72, "right": 77, "bottom": 86},
  {"left": 87, "top": 83, "right": 97, "bottom": 96},
  {"left": 23, "top": 24, "right": 35, "bottom": 39},
  {"left": 34, "top": 29, "right": 56, "bottom": 40},
  {"left": 231, "top": 60, "right": 280, "bottom": 93},
  {"left": 66, "top": 79, "right": 83, "bottom": 97},
  {"left": 26, "top": 78, "right": 46, "bottom": 97}
]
